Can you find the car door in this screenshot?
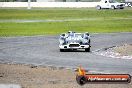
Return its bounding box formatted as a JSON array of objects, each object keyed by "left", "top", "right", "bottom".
[{"left": 102, "top": 0, "right": 110, "bottom": 8}]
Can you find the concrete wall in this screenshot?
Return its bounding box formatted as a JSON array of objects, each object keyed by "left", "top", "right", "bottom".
[
  {"left": 0, "top": 2, "right": 99, "bottom": 7},
  {"left": 125, "top": 0, "right": 132, "bottom": 2},
  {"left": 37, "top": 0, "right": 56, "bottom": 2}
]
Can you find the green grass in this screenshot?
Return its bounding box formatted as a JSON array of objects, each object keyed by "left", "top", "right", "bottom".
[{"left": 0, "top": 8, "right": 132, "bottom": 36}]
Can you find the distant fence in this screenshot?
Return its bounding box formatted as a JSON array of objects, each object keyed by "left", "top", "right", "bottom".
[{"left": 0, "top": 2, "right": 99, "bottom": 8}]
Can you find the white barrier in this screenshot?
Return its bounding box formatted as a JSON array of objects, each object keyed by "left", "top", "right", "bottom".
[{"left": 0, "top": 2, "right": 99, "bottom": 8}]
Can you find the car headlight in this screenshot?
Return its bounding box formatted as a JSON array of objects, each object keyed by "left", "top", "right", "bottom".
[{"left": 59, "top": 39, "right": 65, "bottom": 45}]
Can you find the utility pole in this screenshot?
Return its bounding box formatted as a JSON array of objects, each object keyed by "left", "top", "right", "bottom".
[{"left": 28, "top": 0, "right": 31, "bottom": 9}]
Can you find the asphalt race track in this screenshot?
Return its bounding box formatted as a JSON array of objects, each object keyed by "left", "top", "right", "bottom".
[{"left": 0, "top": 33, "right": 132, "bottom": 74}]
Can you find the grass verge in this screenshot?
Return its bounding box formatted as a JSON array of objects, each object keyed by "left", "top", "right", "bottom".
[{"left": 0, "top": 8, "right": 132, "bottom": 36}]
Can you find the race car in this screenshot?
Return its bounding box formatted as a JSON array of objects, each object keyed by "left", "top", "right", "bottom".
[{"left": 59, "top": 31, "right": 91, "bottom": 52}]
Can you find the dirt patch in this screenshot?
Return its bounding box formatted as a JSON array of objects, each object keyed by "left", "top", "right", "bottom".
[
  {"left": 94, "top": 44, "right": 132, "bottom": 59},
  {"left": 0, "top": 63, "right": 75, "bottom": 88},
  {"left": 0, "top": 63, "right": 132, "bottom": 88},
  {"left": 114, "top": 44, "right": 132, "bottom": 56}
]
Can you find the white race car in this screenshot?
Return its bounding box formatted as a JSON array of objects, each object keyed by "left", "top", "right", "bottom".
[
  {"left": 96, "top": 0, "right": 125, "bottom": 10},
  {"left": 59, "top": 31, "right": 91, "bottom": 52}
]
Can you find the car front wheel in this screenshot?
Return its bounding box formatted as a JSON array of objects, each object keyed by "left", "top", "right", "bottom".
[
  {"left": 60, "top": 49, "right": 64, "bottom": 52},
  {"left": 111, "top": 6, "right": 115, "bottom": 9},
  {"left": 85, "top": 47, "right": 90, "bottom": 52}
]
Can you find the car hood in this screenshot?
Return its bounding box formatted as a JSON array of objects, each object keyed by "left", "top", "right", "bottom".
[{"left": 66, "top": 36, "right": 83, "bottom": 43}]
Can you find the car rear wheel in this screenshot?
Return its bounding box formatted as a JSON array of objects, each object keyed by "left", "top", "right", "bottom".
[
  {"left": 96, "top": 5, "right": 101, "bottom": 10},
  {"left": 120, "top": 7, "right": 124, "bottom": 9}
]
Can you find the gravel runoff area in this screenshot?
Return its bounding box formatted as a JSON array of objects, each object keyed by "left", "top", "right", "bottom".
[
  {"left": 95, "top": 44, "right": 132, "bottom": 59},
  {"left": 114, "top": 44, "right": 132, "bottom": 56},
  {"left": 0, "top": 63, "right": 132, "bottom": 88}
]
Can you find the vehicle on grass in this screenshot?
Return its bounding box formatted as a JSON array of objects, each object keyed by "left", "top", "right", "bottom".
[
  {"left": 59, "top": 31, "right": 91, "bottom": 52},
  {"left": 125, "top": 2, "right": 132, "bottom": 7},
  {"left": 96, "top": 0, "right": 125, "bottom": 9}
]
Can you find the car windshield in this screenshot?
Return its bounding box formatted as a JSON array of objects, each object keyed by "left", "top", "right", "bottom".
[{"left": 75, "top": 34, "right": 83, "bottom": 37}]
